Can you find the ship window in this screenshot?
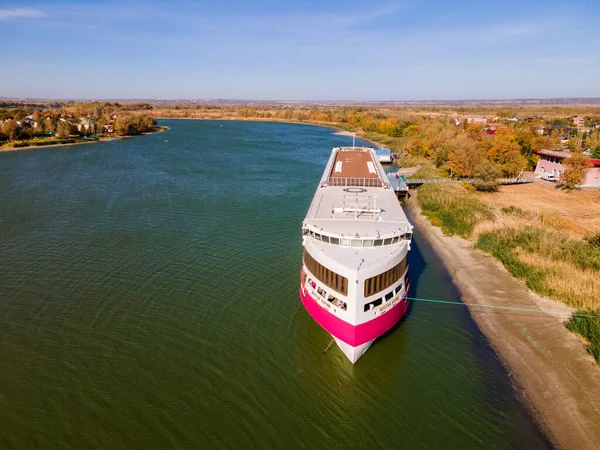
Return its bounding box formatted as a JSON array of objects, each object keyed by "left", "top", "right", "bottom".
[
  {"left": 364, "top": 298, "right": 383, "bottom": 312},
  {"left": 321, "top": 235, "right": 330, "bottom": 243},
  {"left": 384, "top": 238, "right": 392, "bottom": 245},
  {"left": 351, "top": 239, "right": 362, "bottom": 247},
  {"left": 340, "top": 238, "right": 350, "bottom": 246},
  {"left": 309, "top": 231, "right": 314, "bottom": 237},
  {"left": 363, "top": 239, "right": 373, "bottom": 247},
  {"left": 314, "top": 233, "right": 321, "bottom": 241},
  {"left": 363, "top": 255, "right": 408, "bottom": 297},
  {"left": 385, "top": 291, "right": 394, "bottom": 301},
  {"left": 330, "top": 237, "right": 340, "bottom": 245},
  {"left": 303, "top": 249, "right": 348, "bottom": 296},
  {"left": 374, "top": 239, "right": 383, "bottom": 247},
  {"left": 395, "top": 283, "right": 402, "bottom": 294},
  {"left": 392, "top": 237, "right": 399, "bottom": 243},
  {"left": 303, "top": 229, "right": 309, "bottom": 236},
  {"left": 317, "top": 287, "right": 325, "bottom": 297}
]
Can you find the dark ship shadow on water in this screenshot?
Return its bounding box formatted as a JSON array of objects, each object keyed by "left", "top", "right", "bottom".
[{"left": 376, "top": 211, "right": 428, "bottom": 342}]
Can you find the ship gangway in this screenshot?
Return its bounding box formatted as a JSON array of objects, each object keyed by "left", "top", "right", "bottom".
[{"left": 385, "top": 173, "right": 410, "bottom": 198}]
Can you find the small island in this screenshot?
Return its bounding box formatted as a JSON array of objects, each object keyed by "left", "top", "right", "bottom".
[{"left": 0, "top": 101, "right": 165, "bottom": 151}]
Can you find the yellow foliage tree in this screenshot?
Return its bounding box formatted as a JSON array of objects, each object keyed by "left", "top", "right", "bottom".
[{"left": 561, "top": 153, "right": 592, "bottom": 189}]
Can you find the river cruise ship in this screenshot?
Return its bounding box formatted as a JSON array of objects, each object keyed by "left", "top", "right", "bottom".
[{"left": 300, "top": 147, "right": 413, "bottom": 363}]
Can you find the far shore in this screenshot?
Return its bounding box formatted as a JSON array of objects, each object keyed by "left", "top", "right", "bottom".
[
  {"left": 0, "top": 117, "right": 385, "bottom": 154},
  {"left": 405, "top": 193, "right": 600, "bottom": 449},
  {"left": 0, "top": 126, "right": 169, "bottom": 153}
]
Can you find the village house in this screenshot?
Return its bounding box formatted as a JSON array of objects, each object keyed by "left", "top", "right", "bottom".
[
  {"left": 467, "top": 117, "right": 487, "bottom": 124},
  {"left": 22, "top": 115, "right": 38, "bottom": 128},
  {"left": 534, "top": 149, "right": 600, "bottom": 187},
  {"left": 78, "top": 118, "right": 97, "bottom": 133},
  {"left": 573, "top": 116, "right": 585, "bottom": 127},
  {"left": 103, "top": 124, "right": 114, "bottom": 133}
]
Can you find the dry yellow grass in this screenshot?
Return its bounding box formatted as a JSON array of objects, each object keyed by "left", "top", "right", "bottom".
[
  {"left": 480, "top": 181, "right": 600, "bottom": 239},
  {"left": 515, "top": 249, "right": 600, "bottom": 310}
]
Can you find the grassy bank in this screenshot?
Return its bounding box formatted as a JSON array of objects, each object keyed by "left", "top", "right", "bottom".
[
  {"left": 417, "top": 183, "right": 493, "bottom": 237},
  {"left": 1, "top": 137, "right": 78, "bottom": 149},
  {"left": 415, "top": 183, "right": 600, "bottom": 363},
  {"left": 0, "top": 126, "right": 167, "bottom": 151}
]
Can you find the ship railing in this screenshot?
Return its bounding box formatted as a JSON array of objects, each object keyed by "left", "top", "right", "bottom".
[{"left": 326, "top": 177, "right": 390, "bottom": 188}]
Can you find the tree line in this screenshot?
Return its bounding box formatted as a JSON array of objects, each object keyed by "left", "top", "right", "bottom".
[{"left": 1, "top": 103, "right": 157, "bottom": 143}]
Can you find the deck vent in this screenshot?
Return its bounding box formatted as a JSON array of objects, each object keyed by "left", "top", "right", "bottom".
[
  {"left": 335, "top": 161, "right": 343, "bottom": 173},
  {"left": 366, "top": 161, "right": 376, "bottom": 174}
]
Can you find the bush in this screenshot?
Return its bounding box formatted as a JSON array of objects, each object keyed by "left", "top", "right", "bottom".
[
  {"left": 587, "top": 232, "right": 600, "bottom": 249},
  {"left": 473, "top": 162, "right": 500, "bottom": 192},
  {"left": 567, "top": 312, "right": 600, "bottom": 363}
]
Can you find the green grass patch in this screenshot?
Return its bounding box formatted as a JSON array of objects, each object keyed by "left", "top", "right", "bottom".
[
  {"left": 567, "top": 313, "right": 600, "bottom": 363},
  {"left": 417, "top": 183, "right": 494, "bottom": 237},
  {"left": 500, "top": 205, "right": 536, "bottom": 220}
]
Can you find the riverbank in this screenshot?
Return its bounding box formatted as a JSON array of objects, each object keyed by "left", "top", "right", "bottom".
[
  {"left": 0, "top": 126, "right": 169, "bottom": 153},
  {"left": 406, "top": 192, "right": 600, "bottom": 449}
]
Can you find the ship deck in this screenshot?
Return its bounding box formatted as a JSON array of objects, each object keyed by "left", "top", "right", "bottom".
[
  {"left": 304, "top": 147, "right": 412, "bottom": 241},
  {"left": 329, "top": 149, "right": 380, "bottom": 179}
]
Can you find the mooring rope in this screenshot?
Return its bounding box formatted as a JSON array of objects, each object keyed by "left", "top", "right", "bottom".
[{"left": 405, "top": 296, "right": 598, "bottom": 319}]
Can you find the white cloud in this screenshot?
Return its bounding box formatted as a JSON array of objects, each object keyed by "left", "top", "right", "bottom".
[{"left": 0, "top": 8, "right": 46, "bottom": 21}]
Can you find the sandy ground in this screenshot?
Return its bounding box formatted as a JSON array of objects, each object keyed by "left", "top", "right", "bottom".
[
  {"left": 481, "top": 181, "right": 600, "bottom": 238},
  {"left": 407, "top": 194, "right": 600, "bottom": 450}
]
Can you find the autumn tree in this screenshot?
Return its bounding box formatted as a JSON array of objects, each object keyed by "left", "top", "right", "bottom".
[
  {"left": 56, "top": 120, "right": 73, "bottom": 138},
  {"left": 585, "top": 131, "right": 600, "bottom": 158},
  {"left": 113, "top": 117, "right": 134, "bottom": 136},
  {"left": 445, "top": 134, "right": 483, "bottom": 177},
  {"left": 1, "top": 121, "right": 20, "bottom": 141},
  {"left": 482, "top": 128, "right": 526, "bottom": 176},
  {"left": 561, "top": 153, "right": 592, "bottom": 190}
]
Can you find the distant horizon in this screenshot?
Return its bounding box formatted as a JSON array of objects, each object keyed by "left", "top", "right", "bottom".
[
  {"left": 3, "top": 96, "right": 600, "bottom": 107},
  {"left": 1, "top": 1, "right": 599, "bottom": 100}
]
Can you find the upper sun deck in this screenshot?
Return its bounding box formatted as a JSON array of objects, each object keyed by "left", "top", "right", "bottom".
[
  {"left": 322, "top": 147, "right": 387, "bottom": 188},
  {"left": 330, "top": 148, "right": 380, "bottom": 179},
  {"left": 304, "top": 147, "right": 412, "bottom": 241}
]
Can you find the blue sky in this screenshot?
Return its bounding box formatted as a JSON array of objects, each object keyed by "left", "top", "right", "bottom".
[{"left": 1, "top": 0, "right": 599, "bottom": 100}]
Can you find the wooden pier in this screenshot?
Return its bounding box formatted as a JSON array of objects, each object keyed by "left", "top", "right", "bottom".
[{"left": 386, "top": 173, "right": 532, "bottom": 197}]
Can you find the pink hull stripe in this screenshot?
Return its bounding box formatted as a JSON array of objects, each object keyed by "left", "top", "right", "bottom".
[{"left": 299, "top": 285, "right": 408, "bottom": 346}]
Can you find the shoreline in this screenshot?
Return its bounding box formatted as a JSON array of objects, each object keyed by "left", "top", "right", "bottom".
[
  {"left": 405, "top": 193, "right": 600, "bottom": 449},
  {"left": 0, "top": 117, "right": 382, "bottom": 154},
  {"left": 0, "top": 126, "right": 169, "bottom": 153}
]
